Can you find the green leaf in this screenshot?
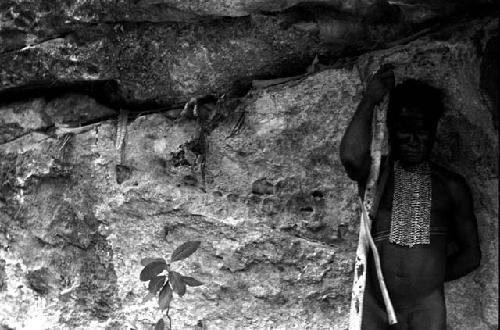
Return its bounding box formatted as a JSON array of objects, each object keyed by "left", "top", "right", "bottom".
[
  {"left": 169, "top": 271, "right": 186, "bottom": 296},
  {"left": 158, "top": 281, "right": 173, "bottom": 310},
  {"left": 155, "top": 318, "right": 164, "bottom": 330},
  {"left": 170, "top": 241, "right": 201, "bottom": 262},
  {"left": 148, "top": 275, "right": 166, "bottom": 294},
  {"left": 140, "top": 260, "right": 167, "bottom": 281},
  {"left": 182, "top": 276, "right": 203, "bottom": 287},
  {"left": 140, "top": 257, "right": 165, "bottom": 266}
]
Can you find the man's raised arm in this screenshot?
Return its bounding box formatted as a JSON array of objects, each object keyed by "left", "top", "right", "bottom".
[{"left": 339, "top": 66, "right": 395, "bottom": 183}]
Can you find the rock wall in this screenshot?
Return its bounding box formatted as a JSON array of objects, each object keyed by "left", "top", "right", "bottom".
[
  {"left": 0, "top": 12, "right": 498, "bottom": 330},
  {"left": 1, "top": 0, "right": 496, "bottom": 106}
]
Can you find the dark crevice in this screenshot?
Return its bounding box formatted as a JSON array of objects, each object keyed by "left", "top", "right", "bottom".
[
  {"left": 0, "top": 80, "right": 117, "bottom": 107},
  {"left": 299, "top": 206, "right": 314, "bottom": 213},
  {"left": 0, "top": 125, "right": 55, "bottom": 146},
  {"left": 255, "top": 2, "right": 358, "bottom": 19},
  {"left": 0, "top": 80, "right": 186, "bottom": 113},
  {"left": 0, "top": 76, "right": 252, "bottom": 117},
  {"left": 75, "top": 114, "right": 120, "bottom": 127},
  {"left": 311, "top": 191, "right": 324, "bottom": 198}
]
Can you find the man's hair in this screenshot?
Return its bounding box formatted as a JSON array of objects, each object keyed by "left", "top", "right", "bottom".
[{"left": 387, "top": 79, "right": 444, "bottom": 129}]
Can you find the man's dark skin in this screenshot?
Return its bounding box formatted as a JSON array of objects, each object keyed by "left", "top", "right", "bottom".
[{"left": 339, "top": 67, "right": 481, "bottom": 330}]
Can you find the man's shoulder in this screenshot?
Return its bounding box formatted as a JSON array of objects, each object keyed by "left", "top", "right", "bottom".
[
  {"left": 430, "top": 162, "right": 466, "bottom": 182},
  {"left": 430, "top": 162, "right": 471, "bottom": 199}
]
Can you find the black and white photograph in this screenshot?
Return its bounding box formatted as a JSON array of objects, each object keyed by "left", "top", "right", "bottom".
[{"left": 0, "top": 1, "right": 497, "bottom": 329}]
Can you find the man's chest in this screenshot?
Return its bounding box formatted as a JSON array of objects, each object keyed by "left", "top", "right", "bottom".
[{"left": 373, "top": 171, "right": 453, "bottom": 232}]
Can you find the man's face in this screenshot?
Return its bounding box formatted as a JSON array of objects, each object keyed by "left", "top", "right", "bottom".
[{"left": 391, "top": 107, "right": 436, "bottom": 165}]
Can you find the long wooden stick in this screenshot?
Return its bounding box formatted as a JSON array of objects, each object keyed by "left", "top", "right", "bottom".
[
  {"left": 360, "top": 198, "right": 397, "bottom": 324},
  {"left": 349, "top": 95, "right": 397, "bottom": 329}
]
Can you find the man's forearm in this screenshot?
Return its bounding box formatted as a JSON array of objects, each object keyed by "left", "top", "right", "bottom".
[
  {"left": 340, "top": 65, "right": 394, "bottom": 181},
  {"left": 339, "top": 96, "right": 377, "bottom": 180}
]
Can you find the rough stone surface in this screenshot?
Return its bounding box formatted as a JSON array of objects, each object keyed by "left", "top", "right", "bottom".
[
  {"left": 0, "top": 15, "right": 345, "bottom": 105},
  {"left": 0, "top": 94, "right": 116, "bottom": 144},
  {"left": 1, "top": 0, "right": 495, "bottom": 107},
  {"left": 0, "top": 0, "right": 489, "bottom": 29},
  {"left": 0, "top": 15, "right": 498, "bottom": 330}
]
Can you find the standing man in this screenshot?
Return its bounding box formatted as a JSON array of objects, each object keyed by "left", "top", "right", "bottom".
[{"left": 339, "top": 67, "right": 481, "bottom": 330}]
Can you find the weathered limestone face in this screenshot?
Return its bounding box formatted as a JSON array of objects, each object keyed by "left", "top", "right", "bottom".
[
  {"left": 0, "top": 10, "right": 497, "bottom": 330},
  {"left": 0, "top": 0, "right": 495, "bottom": 106}
]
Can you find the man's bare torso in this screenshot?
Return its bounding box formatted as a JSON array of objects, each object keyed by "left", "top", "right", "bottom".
[{"left": 367, "top": 162, "right": 455, "bottom": 308}]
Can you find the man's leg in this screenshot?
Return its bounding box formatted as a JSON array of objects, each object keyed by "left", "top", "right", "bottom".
[
  {"left": 362, "top": 277, "right": 412, "bottom": 330},
  {"left": 407, "top": 289, "right": 446, "bottom": 330},
  {"left": 361, "top": 289, "right": 391, "bottom": 330}
]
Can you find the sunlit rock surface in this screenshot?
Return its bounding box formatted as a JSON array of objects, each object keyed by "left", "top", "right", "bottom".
[{"left": 0, "top": 15, "right": 497, "bottom": 330}]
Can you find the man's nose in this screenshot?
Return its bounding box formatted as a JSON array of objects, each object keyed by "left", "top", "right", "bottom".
[{"left": 408, "top": 133, "right": 420, "bottom": 144}]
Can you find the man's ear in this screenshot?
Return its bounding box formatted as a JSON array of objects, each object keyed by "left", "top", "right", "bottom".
[{"left": 426, "top": 124, "right": 439, "bottom": 148}]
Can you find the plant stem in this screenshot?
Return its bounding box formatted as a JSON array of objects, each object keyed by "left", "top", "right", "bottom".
[{"left": 165, "top": 307, "right": 172, "bottom": 330}]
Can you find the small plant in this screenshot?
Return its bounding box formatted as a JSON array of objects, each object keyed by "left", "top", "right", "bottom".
[{"left": 140, "top": 241, "right": 203, "bottom": 330}]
